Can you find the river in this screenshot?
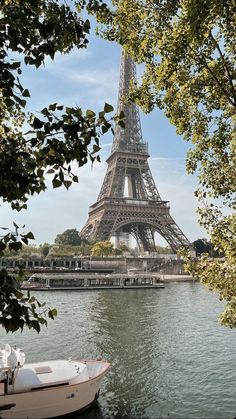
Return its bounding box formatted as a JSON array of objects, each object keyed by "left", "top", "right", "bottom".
[{"left": 1, "top": 282, "right": 236, "bottom": 418}]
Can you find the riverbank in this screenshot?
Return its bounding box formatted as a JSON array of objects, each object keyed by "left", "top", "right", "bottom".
[
  {"left": 160, "top": 274, "right": 195, "bottom": 282},
  {"left": 21, "top": 284, "right": 165, "bottom": 291}
]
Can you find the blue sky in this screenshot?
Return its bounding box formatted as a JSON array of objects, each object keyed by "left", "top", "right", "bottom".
[{"left": 1, "top": 24, "right": 206, "bottom": 246}]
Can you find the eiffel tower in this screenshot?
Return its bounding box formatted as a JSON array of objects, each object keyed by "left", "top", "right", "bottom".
[{"left": 81, "top": 51, "right": 190, "bottom": 252}]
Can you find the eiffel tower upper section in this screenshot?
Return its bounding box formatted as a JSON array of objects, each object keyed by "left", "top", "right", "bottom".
[
  {"left": 111, "top": 52, "right": 146, "bottom": 154},
  {"left": 80, "top": 51, "right": 190, "bottom": 252},
  {"left": 97, "top": 51, "right": 161, "bottom": 203}
]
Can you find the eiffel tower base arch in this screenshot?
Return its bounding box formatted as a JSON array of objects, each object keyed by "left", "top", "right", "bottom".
[{"left": 81, "top": 198, "right": 190, "bottom": 253}]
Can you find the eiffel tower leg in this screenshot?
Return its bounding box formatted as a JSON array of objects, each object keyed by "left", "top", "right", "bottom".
[
  {"left": 130, "top": 225, "right": 142, "bottom": 251},
  {"left": 155, "top": 214, "right": 190, "bottom": 252},
  {"left": 130, "top": 225, "right": 156, "bottom": 252},
  {"left": 114, "top": 230, "right": 122, "bottom": 248}
]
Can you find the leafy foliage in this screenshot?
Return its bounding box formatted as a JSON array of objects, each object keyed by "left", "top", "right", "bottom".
[
  {"left": 89, "top": 0, "right": 236, "bottom": 326},
  {"left": 0, "top": 269, "right": 57, "bottom": 333},
  {"left": 1, "top": 0, "right": 115, "bottom": 211},
  {"left": 183, "top": 209, "right": 236, "bottom": 327},
  {"left": 0, "top": 0, "right": 116, "bottom": 333},
  {"left": 90, "top": 240, "right": 131, "bottom": 256},
  {"left": 54, "top": 229, "right": 82, "bottom": 246},
  {"left": 113, "top": 243, "right": 130, "bottom": 255},
  {"left": 40, "top": 243, "right": 51, "bottom": 257},
  {"left": 193, "top": 238, "right": 223, "bottom": 257},
  {"left": 91, "top": 240, "right": 115, "bottom": 256}
]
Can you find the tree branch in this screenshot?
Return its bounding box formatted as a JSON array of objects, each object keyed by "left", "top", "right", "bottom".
[
  {"left": 197, "top": 50, "right": 236, "bottom": 109},
  {"left": 209, "top": 32, "right": 236, "bottom": 105}
]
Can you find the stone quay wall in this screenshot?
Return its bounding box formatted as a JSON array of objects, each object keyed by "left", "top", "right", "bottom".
[{"left": 0, "top": 255, "right": 188, "bottom": 275}]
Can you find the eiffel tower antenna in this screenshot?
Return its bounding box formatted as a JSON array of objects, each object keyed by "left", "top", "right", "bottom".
[{"left": 81, "top": 50, "right": 190, "bottom": 252}]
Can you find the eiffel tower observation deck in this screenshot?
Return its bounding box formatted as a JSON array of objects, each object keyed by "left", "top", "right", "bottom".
[{"left": 81, "top": 51, "right": 190, "bottom": 252}]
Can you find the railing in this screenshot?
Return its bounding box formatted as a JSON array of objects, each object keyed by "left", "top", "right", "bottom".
[
  {"left": 112, "top": 142, "right": 148, "bottom": 154},
  {"left": 88, "top": 198, "right": 170, "bottom": 212}
]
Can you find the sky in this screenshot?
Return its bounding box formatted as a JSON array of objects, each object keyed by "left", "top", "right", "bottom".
[{"left": 1, "top": 21, "right": 206, "bottom": 247}]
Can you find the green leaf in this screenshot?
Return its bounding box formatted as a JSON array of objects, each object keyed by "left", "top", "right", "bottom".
[
  {"left": 9, "top": 242, "right": 22, "bottom": 251},
  {"left": 52, "top": 179, "right": 62, "bottom": 188},
  {"left": 101, "top": 125, "right": 109, "bottom": 134},
  {"left": 65, "top": 107, "right": 72, "bottom": 114},
  {"left": 33, "top": 118, "right": 44, "bottom": 129},
  {"left": 22, "top": 89, "right": 30, "bottom": 97},
  {"left": 5, "top": 98, "right": 15, "bottom": 107},
  {"left": 49, "top": 103, "right": 57, "bottom": 111},
  {"left": 118, "top": 120, "right": 125, "bottom": 128},
  {"left": 86, "top": 109, "right": 96, "bottom": 118},
  {"left": 0, "top": 241, "right": 6, "bottom": 252},
  {"left": 93, "top": 145, "right": 101, "bottom": 152},
  {"left": 31, "top": 321, "right": 40, "bottom": 333},
  {"left": 48, "top": 308, "right": 57, "bottom": 319},
  {"left": 41, "top": 107, "right": 49, "bottom": 116},
  {"left": 15, "top": 291, "right": 24, "bottom": 299},
  {"left": 83, "top": 19, "right": 90, "bottom": 33},
  {"left": 38, "top": 317, "right": 47, "bottom": 325},
  {"left": 63, "top": 180, "right": 72, "bottom": 189},
  {"left": 104, "top": 103, "right": 114, "bottom": 113},
  {"left": 26, "top": 232, "right": 35, "bottom": 240}
]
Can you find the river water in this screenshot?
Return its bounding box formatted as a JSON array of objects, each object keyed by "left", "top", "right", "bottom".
[{"left": 1, "top": 282, "right": 236, "bottom": 419}]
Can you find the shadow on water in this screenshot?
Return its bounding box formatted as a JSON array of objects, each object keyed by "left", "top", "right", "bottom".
[{"left": 72, "top": 401, "right": 103, "bottom": 418}]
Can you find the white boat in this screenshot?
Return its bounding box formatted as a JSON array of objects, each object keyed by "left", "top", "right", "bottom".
[{"left": 0, "top": 344, "right": 109, "bottom": 418}]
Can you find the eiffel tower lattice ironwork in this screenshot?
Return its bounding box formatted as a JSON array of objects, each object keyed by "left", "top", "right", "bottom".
[{"left": 81, "top": 51, "right": 190, "bottom": 252}]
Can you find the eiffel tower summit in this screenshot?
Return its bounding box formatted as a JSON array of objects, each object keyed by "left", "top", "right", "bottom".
[{"left": 81, "top": 51, "right": 190, "bottom": 252}]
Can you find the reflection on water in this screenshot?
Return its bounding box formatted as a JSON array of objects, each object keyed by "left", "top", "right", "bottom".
[{"left": 1, "top": 283, "right": 236, "bottom": 418}]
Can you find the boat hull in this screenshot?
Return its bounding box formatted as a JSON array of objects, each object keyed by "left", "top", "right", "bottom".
[{"left": 0, "top": 363, "right": 108, "bottom": 419}]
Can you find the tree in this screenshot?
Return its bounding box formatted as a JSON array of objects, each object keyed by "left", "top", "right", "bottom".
[
  {"left": 91, "top": 240, "right": 115, "bottom": 256},
  {"left": 90, "top": 0, "right": 236, "bottom": 326},
  {"left": 0, "top": 0, "right": 115, "bottom": 333},
  {"left": 113, "top": 243, "right": 130, "bottom": 255},
  {"left": 155, "top": 245, "right": 172, "bottom": 255},
  {"left": 192, "top": 238, "right": 223, "bottom": 257},
  {"left": 54, "top": 229, "right": 81, "bottom": 246},
  {"left": 40, "top": 243, "right": 51, "bottom": 257}
]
